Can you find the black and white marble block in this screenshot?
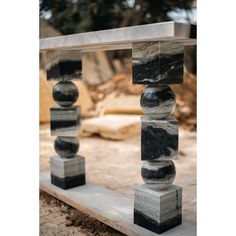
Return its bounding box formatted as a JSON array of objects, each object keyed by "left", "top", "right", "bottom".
[
  {"left": 141, "top": 116, "right": 178, "bottom": 160},
  {"left": 54, "top": 137, "right": 79, "bottom": 158},
  {"left": 141, "top": 161, "right": 176, "bottom": 190},
  {"left": 53, "top": 81, "right": 79, "bottom": 107},
  {"left": 140, "top": 85, "right": 176, "bottom": 119},
  {"left": 134, "top": 184, "right": 182, "bottom": 234},
  {"left": 132, "top": 42, "right": 184, "bottom": 85},
  {"left": 50, "top": 106, "right": 80, "bottom": 137},
  {"left": 51, "top": 155, "right": 85, "bottom": 189}
]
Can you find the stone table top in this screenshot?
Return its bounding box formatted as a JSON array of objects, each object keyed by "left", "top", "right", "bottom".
[{"left": 40, "top": 21, "right": 196, "bottom": 52}]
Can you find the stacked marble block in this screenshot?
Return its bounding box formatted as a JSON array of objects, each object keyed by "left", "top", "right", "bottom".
[
  {"left": 47, "top": 58, "right": 86, "bottom": 189},
  {"left": 132, "top": 41, "right": 184, "bottom": 234}
]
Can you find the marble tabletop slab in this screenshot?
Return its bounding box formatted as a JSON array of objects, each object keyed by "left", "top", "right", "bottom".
[{"left": 40, "top": 22, "right": 196, "bottom": 52}]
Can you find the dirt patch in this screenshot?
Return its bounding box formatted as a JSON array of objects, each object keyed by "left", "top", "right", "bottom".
[{"left": 40, "top": 191, "right": 124, "bottom": 236}]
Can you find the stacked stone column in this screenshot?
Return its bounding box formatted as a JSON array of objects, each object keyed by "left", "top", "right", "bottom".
[
  {"left": 132, "top": 41, "right": 184, "bottom": 234},
  {"left": 46, "top": 52, "right": 86, "bottom": 189}
]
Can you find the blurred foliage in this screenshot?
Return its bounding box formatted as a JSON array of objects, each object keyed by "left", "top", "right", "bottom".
[{"left": 40, "top": 0, "right": 194, "bottom": 35}]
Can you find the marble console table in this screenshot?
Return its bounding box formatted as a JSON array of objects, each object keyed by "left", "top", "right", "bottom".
[{"left": 40, "top": 21, "right": 196, "bottom": 235}]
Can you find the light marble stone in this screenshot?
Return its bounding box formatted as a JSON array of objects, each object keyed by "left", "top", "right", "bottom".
[
  {"left": 134, "top": 184, "right": 182, "bottom": 234},
  {"left": 50, "top": 106, "right": 80, "bottom": 137},
  {"left": 50, "top": 155, "right": 85, "bottom": 178},
  {"left": 132, "top": 41, "right": 184, "bottom": 85},
  {"left": 141, "top": 116, "right": 178, "bottom": 160}
]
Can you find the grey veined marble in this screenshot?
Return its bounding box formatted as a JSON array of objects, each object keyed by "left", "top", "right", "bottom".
[
  {"left": 54, "top": 137, "right": 79, "bottom": 158},
  {"left": 141, "top": 116, "right": 178, "bottom": 160},
  {"left": 134, "top": 184, "right": 182, "bottom": 234},
  {"left": 132, "top": 41, "right": 184, "bottom": 85},
  {"left": 141, "top": 161, "right": 176, "bottom": 190},
  {"left": 50, "top": 106, "right": 80, "bottom": 137},
  {"left": 51, "top": 155, "right": 86, "bottom": 189},
  {"left": 53, "top": 81, "right": 79, "bottom": 107},
  {"left": 140, "top": 85, "right": 176, "bottom": 119}
]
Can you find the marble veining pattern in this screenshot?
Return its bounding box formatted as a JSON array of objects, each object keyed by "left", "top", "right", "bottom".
[
  {"left": 50, "top": 155, "right": 85, "bottom": 178},
  {"left": 132, "top": 41, "right": 184, "bottom": 85},
  {"left": 141, "top": 116, "right": 178, "bottom": 160},
  {"left": 140, "top": 85, "right": 176, "bottom": 119},
  {"left": 134, "top": 184, "right": 182, "bottom": 223},
  {"left": 54, "top": 136, "right": 79, "bottom": 158},
  {"left": 50, "top": 106, "right": 80, "bottom": 137},
  {"left": 141, "top": 161, "right": 176, "bottom": 189}
]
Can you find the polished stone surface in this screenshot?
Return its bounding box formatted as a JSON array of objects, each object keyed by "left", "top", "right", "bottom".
[
  {"left": 54, "top": 137, "right": 79, "bottom": 158},
  {"left": 141, "top": 161, "right": 176, "bottom": 190},
  {"left": 132, "top": 42, "right": 184, "bottom": 85},
  {"left": 53, "top": 81, "right": 79, "bottom": 107},
  {"left": 141, "top": 116, "right": 178, "bottom": 160},
  {"left": 134, "top": 184, "right": 182, "bottom": 234},
  {"left": 51, "top": 173, "right": 85, "bottom": 190},
  {"left": 50, "top": 155, "right": 85, "bottom": 179},
  {"left": 50, "top": 106, "right": 80, "bottom": 137},
  {"left": 41, "top": 22, "right": 196, "bottom": 51},
  {"left": 47, "top": 60, "right": 82, "bottom": 80},
  {"left": 140, "top": 85, "right": 176, "bottom": 119}
]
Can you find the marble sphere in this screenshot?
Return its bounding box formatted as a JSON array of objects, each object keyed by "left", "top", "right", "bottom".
[
  {"left": 140, "top": 85, "right": 176, "bottom": 119},
  {"left": 141, "top": 161, "right": 176, "bottom": 190},
  {"left": 53, "top": 81, "right": 79, "bottom": 107},
  {"left": 54, "top": 137, "right": 79, "bottom": 158}
]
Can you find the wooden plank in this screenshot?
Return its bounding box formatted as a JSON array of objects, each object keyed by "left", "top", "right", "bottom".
[
  {"left": 40, "top": 22, "right": 196, "bottom": 52},
  {"left": 40, "top": 171, "right": 196, "bottom": 236}
]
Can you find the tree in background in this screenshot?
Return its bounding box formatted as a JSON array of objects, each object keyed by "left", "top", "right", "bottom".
[{"left": 40, "top": 0, "right": 194, "bottom": 35}]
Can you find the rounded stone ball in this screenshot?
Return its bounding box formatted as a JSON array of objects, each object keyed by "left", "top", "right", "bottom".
[
  {"left": 140, "top": 85, "right": 176, "bottom": 119},
  {"left": 54, "top": 137, "right": 79, "bottom": 158},
  {"left": 53, "top": 81, "right": 79, "bottom": 107},
  {"left": 141, "top": 161, "right": 176, "bottom": 190}
]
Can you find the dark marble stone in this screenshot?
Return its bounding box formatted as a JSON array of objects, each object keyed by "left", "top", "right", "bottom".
[
  {"left": 53, "top": 81, "right": 79, "bottom": 107},
  {"left": 132, "top": 42, "right": 184, "bottom": 85},
  {"left": 47, "top": 60, "right": 82, "bottom": 81},
  {"left": 54, "top": 137, "right": 79, "bottom": 158},
  {"left": 141, "top": 161, "right": 176, "bottom": 189},
  {"left": 141, "top": 116, "right": 178, "bottom": 160},
  {"left": 51, "top": 173, "right": 86, "bottom": 189},
  {"left": 50, "top": 106, "right": 80, "bottom": 137},
  {"left": 140, "top": 85, "right": 176, "bottom": 119},
  {"left": 134, "top": 209, "right": 182, "bottom": 234}
]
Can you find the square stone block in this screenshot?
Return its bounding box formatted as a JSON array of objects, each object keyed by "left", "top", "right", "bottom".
[
  {"left": 141, "top": 116, "right": 178, "bottom": 161},
  {"left": 50, "top": 155, "right": 85, "bottom": 189},
  {"left": 132, "top": 41, "right": 184, "bottom": 85},
  {"left": 134, "top": 184, "right": 182, "bottom": 234},
  {"left": 46, "top": 50, "right": 82, "bottom": 81},
  {"left": 50, "top": 106, "right": 80, "bottom": 137}
]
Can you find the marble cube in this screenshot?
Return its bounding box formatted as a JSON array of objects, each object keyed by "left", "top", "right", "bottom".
[
  {"left": 134, "top": 184, "right": 182, "bottom": 234},
  {"left": 46, "top": 50, "right": 82, "bottom": 81},
  {"left": 141, "top": 116, "right": 178, "bottom": 160},
  {"left": 50, "top": 106, "right": 80, "bottom": 137},
  {"left": 50, "top": 155, "right": 85, "bottom": 189},
  {"left": 132, "top": 42, "right": 184, "bottom": 85}
]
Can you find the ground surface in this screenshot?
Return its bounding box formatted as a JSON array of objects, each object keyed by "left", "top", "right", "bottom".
[{"left": 40, "top": 124, "right": 196, "bottom": 236}]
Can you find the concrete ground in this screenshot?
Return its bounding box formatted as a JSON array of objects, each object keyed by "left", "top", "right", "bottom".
[{"left": 40, "top": 124, "right": 196, "bottom": 235}]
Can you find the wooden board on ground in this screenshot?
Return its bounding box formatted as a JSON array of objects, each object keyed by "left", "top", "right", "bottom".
[
  {"left": 82, "top": 114, "right": 140, "bottom": 140},
  {"left": 40, "top": 171, "right": 196, "bottom": 236}
]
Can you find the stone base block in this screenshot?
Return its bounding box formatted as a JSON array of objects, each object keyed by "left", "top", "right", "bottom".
[
  {"left": 141, "top": 116, "right": 178, "bottom": 160},
  {"left": 134, "top": 184, "right": 182, "bottom": 234},
  {"left": 50, "top": 155, "right": 85, "bottom": 189}
]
